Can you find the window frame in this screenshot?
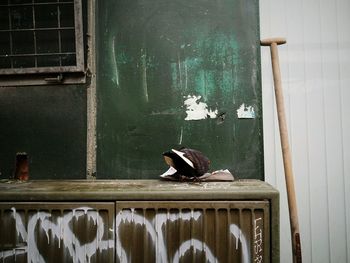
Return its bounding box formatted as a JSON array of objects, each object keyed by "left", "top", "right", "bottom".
[{"left": 0, "top": 0, "right": 85, "bottom": 85}]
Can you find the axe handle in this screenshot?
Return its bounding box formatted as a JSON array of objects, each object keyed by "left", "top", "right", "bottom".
[{"left": 269, "top": 42, "right": 302, "bottom": 263}]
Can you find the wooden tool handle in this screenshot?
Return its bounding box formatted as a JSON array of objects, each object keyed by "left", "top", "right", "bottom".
[
  {"left": 262, "top": 38, "right": 302, "bottom": 263},
  {"left": 260, "top": 38, "right": 286, "bottom": 46}
]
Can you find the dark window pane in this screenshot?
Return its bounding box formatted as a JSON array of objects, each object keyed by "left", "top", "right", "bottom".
[
  {"left": 10, "top": 6, "right": 33, "bottom": 29},
  {"left": 13, "top": 56, "right": 35, "bottom": 68},
  {"left": 37, "top": 55, "right": 60, "bottom": 67},
  {"left": 0, "top": 32, "right": 10, "bottom": 55},
  {"left": 61, "top": 53, "right": 75, "bottom": 66},
  {"left": 0, "top": 57, "right": 11, "bottom": 69},
  {"left": 34, "top": 5, "right": 58, "bottom": 28},
  {"left": 1, "top": 0, "right": 82, "bottom": 72},
  {"left": 34, "top": 0, "right": 57, "bottom": 2},
  {"left": 60, "top": 29, "right": 75, "bottom": 52},
  {"left": 12, "top": 31, "right": 34, "bottom": 54},
  {"left": 36, "top": 30, "right": 59, "bottom": 53},
  {"left": 59, "top": 3, "right": 74, "bottom": 27},
  {"left": 0, "top": 7, "right": 9, "bottom": 30},
  {"left": 10, "top": 0, "right": 32, "bottom": 4},
  {"left": 9, "top": 0, "right": 32, "bottom": 4}
]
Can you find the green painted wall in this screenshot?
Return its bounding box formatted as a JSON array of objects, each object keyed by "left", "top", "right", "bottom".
[
  {"left": 0, "top": 85, "right": 87, "bottom": 179},
  {"left": 97, "top": 0, "right": 264, "bottom": 179}
]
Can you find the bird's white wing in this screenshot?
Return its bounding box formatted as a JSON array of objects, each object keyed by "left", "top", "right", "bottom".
[{"left": 171, "top": 149, "right": 195, "bottom": 168}]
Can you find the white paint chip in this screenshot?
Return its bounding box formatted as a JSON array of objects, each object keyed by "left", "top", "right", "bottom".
[
  {"left": 236, "top": 103, "right": 256, "bottom": 119},
  {"left": 184, "top": 95, "right": 218, "bottom": 121}
]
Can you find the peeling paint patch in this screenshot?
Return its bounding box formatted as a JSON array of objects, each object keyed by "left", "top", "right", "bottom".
[
  {"left": 184, "top": 95, "right": 218, "bottom": 121},
  {"left": 236, "top": 104, "right": 255, "bottom": 119}
]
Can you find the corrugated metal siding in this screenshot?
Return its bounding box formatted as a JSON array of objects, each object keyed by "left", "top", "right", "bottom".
[
  {"left": 260, "top": 0, "right": 350, "bottom": 262},
  {"left": 0, "top": 203, "right": 115, "bottom": 262},
  {"left": 116, "top": 201, "right": 270, "bottom": 263}
]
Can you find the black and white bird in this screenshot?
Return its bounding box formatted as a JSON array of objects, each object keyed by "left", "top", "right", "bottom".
[{"left": 161, "top": 148, "right": 210, "bottom": 180}]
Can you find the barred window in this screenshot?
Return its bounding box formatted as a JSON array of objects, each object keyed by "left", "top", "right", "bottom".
[{"left": 0, "top": 0, "right": 84, "bottom": 84}]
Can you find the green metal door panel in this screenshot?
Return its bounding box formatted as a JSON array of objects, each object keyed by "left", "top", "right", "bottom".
[
  {"left": 0, "top": 85, "right": 87, "bottom": 179},
  {"left": 97, "top": 0, "right": 263, "bottom": 179}
]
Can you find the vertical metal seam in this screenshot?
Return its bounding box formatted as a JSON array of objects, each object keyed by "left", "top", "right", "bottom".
[
  {"left": 215, "top": 208, "right": 219, "bottom": 263},
  {"left": 143, "top": 209, "right": 147, "bottom": 262},
  {"left": 57, "top": 3, "right": 62, "bottom": 66},
  {"left": 179, "top": 209, "right": 183, "bottom": 263},
  {"left": 0, "top": 209, "right": 2, "bottom": 251},
  {"left": 113, "top": 205, "right": 117, "bottom": 263},
  {"left": 334, "top": 0, "right": 349, "bottom": 261},
  {"left": 252, "top": 208, "right": 255, "bottom": 261},
  {"left": 238, "top": 208, "right": 242, "bottom": 262},
  {"left": 32, "top": 4, "right": 38, "bottom": 67},
  {"left": 265, "top": 205, "right": 270, "bottom": 262},
  {"left": 203, "top": 208, "right": 207, "bottom": 262},
  {"left": 86, "top": 0, "right": 97, "bottom": 180},
  {"left": 8, "top": 2, "right": 14, "bottom": 69},
  {"left": 250, "top": 208, "right": 254, "bottom": 262},
  {"left": 191, "top": 208, "right": 195, "bottom": 262},
  {"left": 317, "top": 0, "right": 332, "bottom": 260},
  {"left": 300, "top": 0, "right": 314, "bottom": 260},
  {"left": 227, "top": 208, "right": 231, "bottom": 263}
]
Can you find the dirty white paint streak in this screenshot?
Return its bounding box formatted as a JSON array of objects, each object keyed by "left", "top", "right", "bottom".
[
  {"left": 172, "top": 239, "right": 216, "bottom": 263},
  {"left": 116, "top": 209, "right": 250, "bottom": 263},
  {"left": 178, "top": 53, "right": 183, "bottom": 89},
  {"left": 230, "top": 224, "right": 250, "bottom": 263},
  {"left": 184, "top": 60, "right": 188, "bottom": 90},
  {"left": 111, "top": 36, "right": 119, "bottom": 86},
  {"left": 116, "top": 210, "right": 157, "bottom": 262},
  {"left": 141, "top": 48, "right": 149, "bottom": 102},
  {"left": 116, "top": 209, "right": 215, "bottom": 263},
  {"left": 236, "top": 103, "right": 256, "bottom": 119},
  {"left": 5, "top": 207, "right": 114, "bottom": 263},
  {"left": 0, "top": 247, "right": 27, "bottom": 260},
  {"left": 179, "top": 127, "right": 183, "bottom": 145},
  {"left": 11, "top": 207, "right": 27, "bottom": 241},
  {"left": 4, "top": 207, "right": 251, "bottom": 263},
  {"left": 184, "top": 95, "right": 218, "bottom": 120}
]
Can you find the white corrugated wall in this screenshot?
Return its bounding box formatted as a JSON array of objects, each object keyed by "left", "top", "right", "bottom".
[{"left": 260, "top": 0, "right": 350, "bottom": 262}]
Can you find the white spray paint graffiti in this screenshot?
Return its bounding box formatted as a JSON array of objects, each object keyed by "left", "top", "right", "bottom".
[
  {"left": 254, "top": 217, "right": 263, "bottom": 263},
  {"left": 184, "top": 95, "right": 218, "bottom": 120},
  {"left": 230, "top": 224, "right": 250, "bottom": 263},
  {"left": 1, "top": 207, "right": 254, "bottom": 263},
  {"left": 116, "top": 209, "right": 251, "bottom": 263},
  {"left": 172, "top": 239, "right": 216, "bottom": 263},
  {"left": 1, "top": 207, "right": 114, "bottom": 263}
]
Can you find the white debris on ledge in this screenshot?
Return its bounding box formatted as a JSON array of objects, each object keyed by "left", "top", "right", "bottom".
[{"left": 160, "top": 168, "right": 235, "bottom": 182}]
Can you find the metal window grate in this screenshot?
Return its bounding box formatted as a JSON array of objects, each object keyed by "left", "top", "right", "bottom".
[{"left": 0, "top": 0, "right": 84, "bottom": 74}]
